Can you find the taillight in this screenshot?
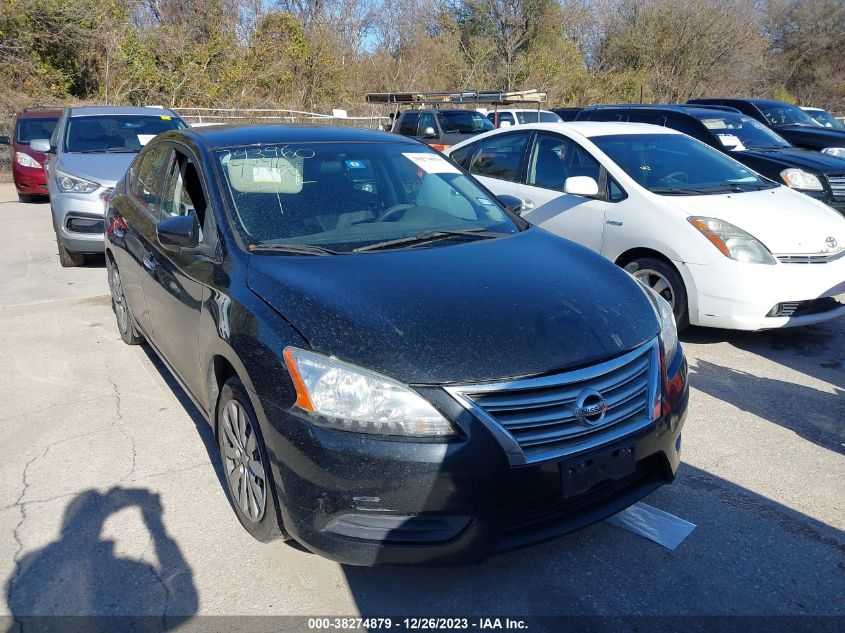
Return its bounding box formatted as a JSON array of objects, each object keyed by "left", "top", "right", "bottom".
[{"left": 107, "top": 215, "right": 128, "bottom": 238}]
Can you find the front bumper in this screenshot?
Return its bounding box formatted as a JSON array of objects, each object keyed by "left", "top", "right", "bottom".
[
  {"left": 680, "top": 254, "right": 845, "bottom": 330},
  {"left": 256, "top": 354, "right": 688, "bottom": 566},
  {"left": 48, "top": 181, "right": 109, "bottom": 254},
  {"left": 12, "top": 162, "right": 48, "bottom": 195}
]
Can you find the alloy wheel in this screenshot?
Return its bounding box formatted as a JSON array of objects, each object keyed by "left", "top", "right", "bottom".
[
  {"left": 220, "top": 399, "right": 267, "bottom": 522},
  {"left": 110, "top": 266, "right": 130, "bottom": 334},
  {"left": 632, "top": 268, "right": 676, "bottom": 310}
]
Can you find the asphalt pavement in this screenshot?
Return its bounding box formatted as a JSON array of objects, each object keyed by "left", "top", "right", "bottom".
[{"left": 0, "top": 183, "right": 842, "bottom": 630}]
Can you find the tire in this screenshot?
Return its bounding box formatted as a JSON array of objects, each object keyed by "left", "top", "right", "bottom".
[
  {"left": 107, "top": 258, "right": 143, "bottom": 345},
  {"left": 56, "top": 232, "right": 85, "bottom": 267},
  {"left": 217, "top": 377, "right": 287, "bottom": 542},
  {"left": 18, "top": 193, "right": 32, "bottom": 203},
  {"left": 624, "top": 257, "right": 689, "bottom": 331}
]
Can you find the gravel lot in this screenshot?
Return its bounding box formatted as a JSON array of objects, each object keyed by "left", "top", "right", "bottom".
[{"left": 0, "top": 183, "right": 842, "bottom": 630}]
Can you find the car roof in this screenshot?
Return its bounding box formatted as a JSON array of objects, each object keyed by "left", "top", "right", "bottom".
[
  {"left": 17, "top": 109, "right": 62, "bottom": 119},
  {"left": 582, "top": 104, "right": 745, "bottom": 121},
  {"left": 66, "top": 106, "right": 180, "bottom": 117},
  {"left": 494, "top": 108, "right": 555, "bottom": 113},
  {"left": 800, "top": 107, "right": 824, "bottom": 112},
  {"left": 168, "top": 124, "right": 420, "bottom": 149},
  {"left": 513, "top": 121, "right": 681, "bottom": 138},
  {"left": 691, "top": 98, "right": 790, "bottom": 109}
]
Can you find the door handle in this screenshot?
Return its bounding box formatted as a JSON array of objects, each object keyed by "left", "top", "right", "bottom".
[{"left": 143, "top": 253, "right": 157, "bottom": 272}]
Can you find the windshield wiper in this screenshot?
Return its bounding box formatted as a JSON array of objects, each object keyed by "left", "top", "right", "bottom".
[
  {"left": 78, "top": 147, "right": 136, "bottom": 154},
  {"left": 354, "top": 228, "right": 502, "bottom": 252},
  {"left": 248, "top": 243, "right": 339, "bottom": 256},
  {"left": 651, "top": 182, "right": 751, "bottom": 195}
]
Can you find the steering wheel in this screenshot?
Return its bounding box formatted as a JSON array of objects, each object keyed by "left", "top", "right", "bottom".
[
  {"left": 661, "top": 171, "right": 689, "bottom": 184},
  {"left": 378, "top": 203, "right": 416, "bottom": 222}
]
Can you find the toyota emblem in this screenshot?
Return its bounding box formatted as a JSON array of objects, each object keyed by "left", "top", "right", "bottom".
[{"left": 826, "top": 237, "right": 838, "bottom": 249}]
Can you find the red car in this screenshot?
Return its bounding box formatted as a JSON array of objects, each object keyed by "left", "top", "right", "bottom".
[{"left": 0, "top": 109, "right": 61, "bottom": 202}]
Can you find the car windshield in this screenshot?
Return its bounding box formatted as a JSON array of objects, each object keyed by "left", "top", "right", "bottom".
[
  {"left": 438, "top": 111, "right": 494, "bottom": 134},
  {"left": 515, "top": 111, "right": 561, "bottom": 124},
  {"left": 698, "top": 115, "right": 791, "bottom": 149},
  {"left": 758, "top": 103, "right": 820, "bottom": 128},
  {"left": 591, "top": 133, "right": 774, "bottom": 195},
  {"left": 16, "top": 118, "right": 58, "bottom": 144},
  {"left": 805, "top": 109, "right": 845, "bottom": 130},
  {"left": 217, "top": 142, "right": 522, "bottom": 253},
  {"left": 65, "top": 115, "right": 184, "bottom": 153}
]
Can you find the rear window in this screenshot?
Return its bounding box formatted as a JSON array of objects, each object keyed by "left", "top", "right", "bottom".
[
  {"left": 438, "top": 111, "right": 494, "bottom": 134},
  {"left": 16, "top": 118, "right": 58, "bottom": 144},
  {"left": 64, "top": 115, "right": 184, "bottom": 153}
]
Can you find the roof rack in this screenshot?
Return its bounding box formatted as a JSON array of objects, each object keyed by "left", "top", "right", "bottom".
[{"left": 365, "top": 89, "right": 547, "bottom": 106}]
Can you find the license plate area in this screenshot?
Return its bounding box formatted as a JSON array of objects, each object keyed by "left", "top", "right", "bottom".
[{"left": 561, "top": 442, "right": 636, "bottom": 498}]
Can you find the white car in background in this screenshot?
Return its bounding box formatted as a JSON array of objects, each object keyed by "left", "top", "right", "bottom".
[
  {"left": 487, "top": 109, "right": 562, "bottom": 128},
  {"left": 447, "top": 122, "right": 845, "bottom": 330},
  {"left": 800, "top": 107, "right": 845, "bottom": 130}
]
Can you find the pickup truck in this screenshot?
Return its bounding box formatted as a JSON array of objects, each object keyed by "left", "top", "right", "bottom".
[{"left": 391, "top": 109, "right": 493, "bottom": 151}]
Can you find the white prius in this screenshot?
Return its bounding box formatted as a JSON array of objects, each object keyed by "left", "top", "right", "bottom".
[{"left": 447, "top": 122, "right": 845, "bottom": 330}]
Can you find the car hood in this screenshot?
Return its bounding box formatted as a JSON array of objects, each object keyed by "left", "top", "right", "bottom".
[
  {"left": 734, "top": 146, "right": 845, "bottom": 174},
  {"left": 57, "top": 152, "right": 137, "bottom": 187},
  {"left": 670, "top": 187, "right": 845, "bottom": 255},
  {"left": 777, "top": 124, "right": 845, "bottom": 148},
  {"left": 246, "top": 228, "right": 659, "bottom": 385}
]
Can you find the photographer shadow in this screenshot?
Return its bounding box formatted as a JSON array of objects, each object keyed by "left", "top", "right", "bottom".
[{"left": 5, "top": 487, "right": 197, "bottom": 633}]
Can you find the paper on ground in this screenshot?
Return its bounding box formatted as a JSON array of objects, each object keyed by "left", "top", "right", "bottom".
[{"left": 606, "top": 501, "right": 696, "bottom": 550}]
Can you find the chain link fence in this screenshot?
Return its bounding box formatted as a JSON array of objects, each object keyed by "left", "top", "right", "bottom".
[
  {"left": 0, "top": 113, "right": 12, "bottom": 182},
  {"left": 171, "top": 107, "right": 390, "bottom": 130}
]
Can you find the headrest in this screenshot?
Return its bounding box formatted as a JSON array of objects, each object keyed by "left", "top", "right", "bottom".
[{"left": 224, "top": 154, "right": 304, "bottom": 194}]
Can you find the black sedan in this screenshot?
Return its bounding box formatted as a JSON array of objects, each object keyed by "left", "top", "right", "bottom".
[
  {"left": 577, "top": 104, "right": 845, "bottom": 214},
  {"left": 104, "top": 125, "right": 688, "bottom": 565},
  {"left": 687, "top": 98, "right": 845, "bottom": 156}
]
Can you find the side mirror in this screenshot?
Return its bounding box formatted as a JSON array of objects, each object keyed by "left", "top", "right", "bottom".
[
  {"left": 498, "top": 194, "right": 529, "bottom": 215},
  {"left": 422, "top": 126, "right": 437, "bottom": 139},
  {"left": 30, "top": 138, "right": 53, "bottom": 153},
  {"left": 0, "top": 136, "right": 9, "bottom": 145},
  {"left": 499, "top": 120, "right": 512, "bottom": 128},
  {"left": 157, "top": 215, "right": 199, "bottom": 252},
  {"left": 563, "top": 176, "right": 599, "bottom": 197}
]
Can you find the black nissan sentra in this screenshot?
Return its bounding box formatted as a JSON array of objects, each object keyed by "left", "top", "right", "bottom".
[{"left": 105, "top": 125, "right": 689, "bottom": 565}]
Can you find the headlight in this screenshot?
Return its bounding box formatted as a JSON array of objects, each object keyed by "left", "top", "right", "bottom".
[
  {"left": 688, "top": 216, "right": 775, "bottom": 265},
  {"left": 779, "top": 168, "right": 823, "bottom": 191},
  {"left": 55, "top": 170, "right": 100, "bottom": 194},
  {"left": 15, "top": 152, "right": 41, "bottom": 168},
  {"left": 283, "top": 347, "right": 455, "bottom": 437},
  {"left": 637, "top": 282, "right": 678, "bottom": 366},
  {"left": 821, "top": 148, "right": 845, "bottom": 159}
]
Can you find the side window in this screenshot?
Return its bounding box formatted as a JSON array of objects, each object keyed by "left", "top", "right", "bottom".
[
  {"left": 449, "top": 142, "right": 477, "bottom": 169},
  {"left": 129, "top": 144, "right": 170, "bottom": 213},
  {"left": 417, "top": 113, "right": 436, "bottom": 137},
  {"left": 398, "top": 113, "right": 419, "bottom": 136},
  {"left": 160, "top": 151, "right": 208, "bottom": 242},
  {"left": 468, "top": 132, "right": 530, "bottom": 182},
  {"left": 608, "top": 177, "right": 627, "bottom": 202},
  {"left": 527, "top": 133, "right": 601, "bottom": 191}
]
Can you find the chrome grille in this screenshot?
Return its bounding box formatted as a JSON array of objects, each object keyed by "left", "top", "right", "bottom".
[
  {"left": 446, "top": 340, "right": 659, "bottom": 465},
  {"left": 828, "top": 175, "right": 845, "bottom": 199},
  {"left": 776, "top": 250, "right": 845, "bottom": 264}
]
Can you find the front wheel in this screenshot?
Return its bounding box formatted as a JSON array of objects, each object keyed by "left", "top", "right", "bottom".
[
  {"left": 217, "top": 377, "right": 287, "bottom": 542},
  {"left": 624, "top": 257, "right": 689, "bottom": 331},
  {"left": 56, "top": 232, "right": 85, "bottom": 267},
  {"left": 107, "top": 258, "right": 143, "bottom": 345},
  {"left": 18, "top": 193, "right": 32, "bottom": 203}
]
